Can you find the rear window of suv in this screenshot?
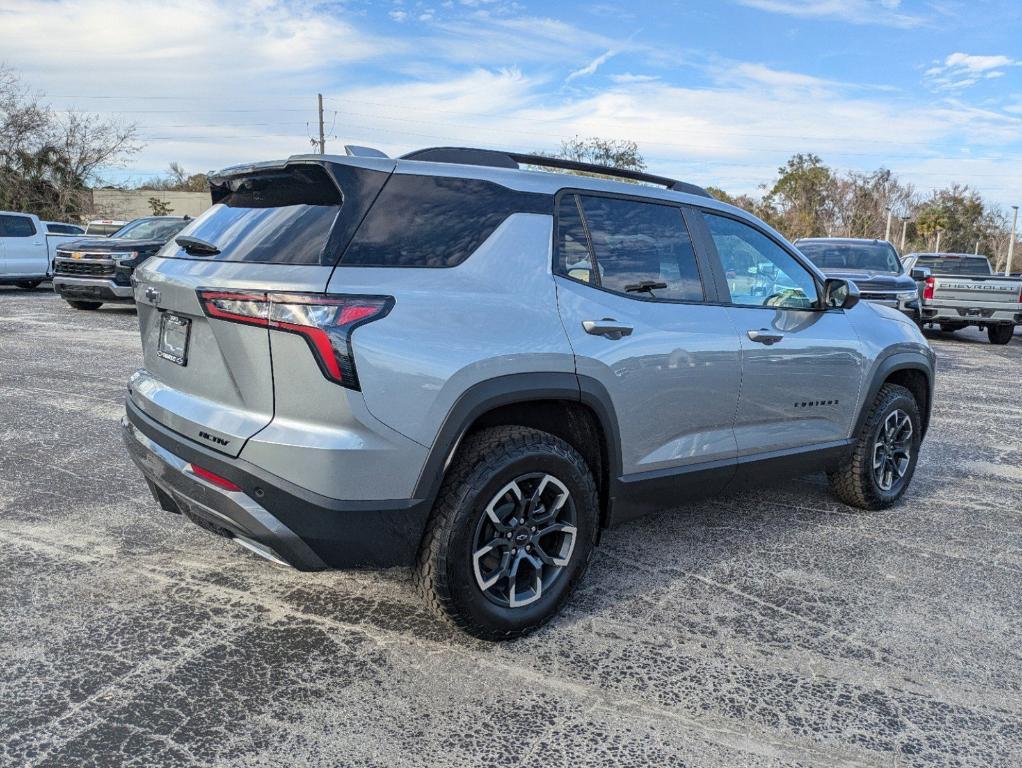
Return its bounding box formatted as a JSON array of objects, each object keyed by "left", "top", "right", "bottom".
[{"left": 164, "top": 165, "right": 342, "bottom": 265}]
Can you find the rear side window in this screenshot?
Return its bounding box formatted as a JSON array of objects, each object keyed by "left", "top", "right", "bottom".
[
  {"left": 562, "top": 195, "right": 704, "bottom": 302},
  {"left": 165, "top": 165, "right": 341, "bottom": 265},
  {"left": 341, "top": 174, "right": 549, "bottom": 268},
  {"left": 0, "top": 215, "right": 36, "bottom": 237},
  {"left": 46, "top": 223, "right": 83, "bottom": 235}
]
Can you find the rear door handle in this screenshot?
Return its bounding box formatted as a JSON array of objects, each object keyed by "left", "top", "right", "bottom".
[
  {"left": 747, "top": 329, "right": 784, "bottom": 345},
  {"left": 583, "top": 319, "right": 634, "bottom": 339}
]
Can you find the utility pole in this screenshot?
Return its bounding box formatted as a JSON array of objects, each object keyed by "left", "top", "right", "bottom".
[
  {"left": 1006, "top": 205, "right": 1019, "bottom": 276},
  {"left": 900, "top": 217, "right": 909, "bottom": 252},
  {"left": 974, "top": 240, "right": 980, "bottom": 255},
  {"left": 317, "top": 93, "right": 326, "bottom": 155},
  {"left": 935, "top": 229, "right": 942, "bottom": 253},
  {"left": 884, "top": 208, "right": 893, "bottom": 242}
]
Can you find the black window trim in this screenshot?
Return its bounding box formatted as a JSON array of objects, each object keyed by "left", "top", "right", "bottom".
[
  {"left": 551, "top": 188, "right": 720, "bottom": 306},
  {"left": 691, "top": 206, "right": 833, "bottom": 313}
]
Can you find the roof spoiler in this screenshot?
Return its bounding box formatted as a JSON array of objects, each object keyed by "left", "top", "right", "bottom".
[{"left": 399, "top": 146, "right": 711, "bottom": 198}]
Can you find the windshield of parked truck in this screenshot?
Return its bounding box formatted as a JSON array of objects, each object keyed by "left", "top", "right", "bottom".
[
  {"left": 111, "top": 218, "right": 189, "bottom": 242},
  {"left": 912, "top": 255, "right": 992, "bottom": 276},
  {"left": 798, "top": 241, "right": 901, "bottom": 273}
]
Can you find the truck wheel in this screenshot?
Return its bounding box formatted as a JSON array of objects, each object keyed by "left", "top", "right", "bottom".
[
  {"left": 939, "top": 323, "right": 965, "bottom": 333},
  {"left": 988, "top": 325, "right": 1014, "bottom": 345},
  {"left": 67, "top": 300, "right": 102, "bottom": 310},
  {"left": 827, "top": 383, "right": 921, "bottom": 511},
  {"left": 17, "top": 280, "right": 42, "bottom": 291},
  {"left": 415, "top": 426, "right": 598, "bottom": 640}
]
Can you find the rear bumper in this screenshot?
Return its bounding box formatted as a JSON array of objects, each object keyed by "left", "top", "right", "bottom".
[
  {"left": 122, "top": 398, "right": 431, "bottom": 570},
  {"left": 921, "top": 305, "right": 1021, "bottom": 325},
  {"left": 53, "top": 276, "right": 134, "bottom": 303}
]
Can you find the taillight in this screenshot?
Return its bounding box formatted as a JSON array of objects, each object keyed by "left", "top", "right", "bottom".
[
  {"left": 923, "top": 277, "right": 935, "bottom": 300},
  {"left": 197, "top": 290, "right": 393, "bottom": 390}
]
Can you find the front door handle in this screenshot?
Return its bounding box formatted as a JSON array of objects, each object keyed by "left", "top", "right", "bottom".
[
  {"left": 747, "top": 328, "right": 784, "bottom": 345},
  {"left": 583, "top": 318, "right": 634, "bottom": 340}
]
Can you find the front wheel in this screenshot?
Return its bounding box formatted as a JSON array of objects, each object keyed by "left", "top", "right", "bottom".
[
  {"left": 827, "top": 384, "right": 921, "bottom": 510},
  {"left": 67, "top": 300, "right": 102, "bottom": 310},
  {"left": 415, "top": 426, "right": 598, "bottom": 640},
  {"left": 988, "top": 324, "right": 1014, "bottom": 345}
]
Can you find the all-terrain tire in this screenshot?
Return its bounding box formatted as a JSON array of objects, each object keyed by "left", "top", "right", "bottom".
[
  {"left": 67, "top": 300, "right": 102, "bottom": 310},
  {"left": 827, "top": 383, "right": 921, "bottom": 510},
  {"left": 988, "top": 324, "right": 1014, "bottom": 345},
  {"left": 415, "top": 426, "right": 599, "bottom": 640}
]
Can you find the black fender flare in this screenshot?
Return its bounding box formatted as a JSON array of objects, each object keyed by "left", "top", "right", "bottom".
[
  {"left": 853, "top": 351, "right": 935, "bottom": 438},
  {"left": 410, "top": 372, "right": 622, "bottom": 515}
]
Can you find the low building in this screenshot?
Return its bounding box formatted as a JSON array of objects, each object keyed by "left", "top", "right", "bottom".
[{"left": 88, "top": 189, "right": 212, "bottom": 221}]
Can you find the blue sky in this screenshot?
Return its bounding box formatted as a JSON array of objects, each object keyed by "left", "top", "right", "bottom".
[{"left": 1, "top": 0, "right": 1020, "bottom": 204}]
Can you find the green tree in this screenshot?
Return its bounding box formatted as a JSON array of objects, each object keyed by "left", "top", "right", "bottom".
[
  {"left": 762, "top": 153, "right": 836, "bottom": 240},
  {"left": 553, "top": 136, "right": 646, "bottom": 171},
  {"left": 148, "top": 196, "right": 173, "bottom": 216}
]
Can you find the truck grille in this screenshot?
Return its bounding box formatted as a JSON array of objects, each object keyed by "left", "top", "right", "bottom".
[{"left": 55, "top": 260, "right": 115, "bottom": 277}]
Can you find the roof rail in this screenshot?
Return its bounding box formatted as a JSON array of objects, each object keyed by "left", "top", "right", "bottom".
[{"left": 399, "top": 146, "right": 711, "bottom": 198}]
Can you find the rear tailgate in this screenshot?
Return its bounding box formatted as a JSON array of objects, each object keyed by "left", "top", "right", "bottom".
[
  {"left": 129, "top": 158, "right": 393, "bottom": 457},
  {"left": 931, "top": 274, "right": 1022, "bottom": 308}
]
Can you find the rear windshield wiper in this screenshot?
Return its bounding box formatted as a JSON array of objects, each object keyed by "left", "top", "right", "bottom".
[
  {"left": 176, "top": 235, "right": 221, "bottom": 256},
  {"left": 624, "top": 280, "right": 667, "bottom": 295}
]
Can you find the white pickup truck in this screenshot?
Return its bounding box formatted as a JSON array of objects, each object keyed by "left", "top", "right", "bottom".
[
  {"left": 903, "top": 252, "right": 1022, "bottom": 344},
  {"left": 0, "top": 211, "right": 85, "bottom": 290}
]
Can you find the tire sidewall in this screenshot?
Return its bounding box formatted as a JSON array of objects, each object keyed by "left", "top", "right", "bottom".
[{"left": 443, "top": 446, "right": 597, "bottom": 634}]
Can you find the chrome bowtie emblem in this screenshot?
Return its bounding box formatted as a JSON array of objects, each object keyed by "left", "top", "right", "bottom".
[{"left": 144, "top": 286, "right": 161, "bottom": 305}]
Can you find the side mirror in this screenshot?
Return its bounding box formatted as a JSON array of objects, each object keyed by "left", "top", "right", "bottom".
[
  {"left": 910, "top": 266, "right": 930, "bottom": 281},
  {"left": 824, "top": 278, "right": 860, "bottom": 310}
]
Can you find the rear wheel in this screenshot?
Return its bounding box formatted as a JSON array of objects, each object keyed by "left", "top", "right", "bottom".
[
  {"left": 17, "top": 280, "right": 42, "bottom": 291},
  {"left": 988, "top": 324, "right": 1014, "bottom": 345},
  {"left": 415, "top": 426, "right": 598, "bottom": 640},
  {"left": 827, "top": 384, "right": 921, "bottom": 510},
  {"left": 67, "top": 300, "right": 102, "bottom": 310},
  {"left": 939, "top": 322, "right": 965, "bottom": 333}
]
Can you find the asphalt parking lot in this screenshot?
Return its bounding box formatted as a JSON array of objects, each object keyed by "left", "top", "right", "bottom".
[{"left": 1, "top": 286, "right": 1020, "bottom": 767}]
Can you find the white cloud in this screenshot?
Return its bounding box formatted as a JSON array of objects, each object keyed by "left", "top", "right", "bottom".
[
  {"left": 566, "top": 49, "right": 617, "bottom": 82},
  {"left": 925, "top": 52, "right": 1020, "bottom": 91},
  {"left": 609, "top": 73, "right": 660, "bottom": 84},
  {"left": 735, "top": 0, "right": 923, "bottom": 27},
  {"left": 390, "top": 10, "right": 408, "bottom": 22}
]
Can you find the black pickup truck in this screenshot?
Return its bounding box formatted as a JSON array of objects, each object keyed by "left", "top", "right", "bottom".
[{"left": 51, "top": 216, "right": 191, "bottom": 310}]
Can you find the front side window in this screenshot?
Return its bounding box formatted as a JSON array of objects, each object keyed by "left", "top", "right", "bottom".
[
  {"left": 555, "top": 195, "right": 596, "bottom": 283},
  {"left": 0, "top": 215, "right": 36, "bottom": 237},
  {"left": 565, "top": 195, "right": 704, "bottom": 302},
  {"left": 703, "top": 213, "right": 818, "bottom": 309},
  {"left": 113, "top": 218, "right": 189, "bottom": 241}
]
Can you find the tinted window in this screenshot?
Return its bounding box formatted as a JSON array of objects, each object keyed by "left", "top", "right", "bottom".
[
  {"left": 112, "top": 218, "right": 189, "bottom": 241},
  {"left": 0, "top": 215, "right": 36, "bottom": 237},
  {"left": 913, "top": 255, "right": 992, "bottom": 276},
  {"left": 798, "top": 241, "right": 901, "bottom": 273},
  {"left": 573, "top": 195, "right": 703, "bottom": 302},
  {"left": 342, "top": 175, "right": 549, "bottom": 268},
  {"left": 164, "top": 166, "right": 341, "bottom": 265},
  {"left": 46, "top": 223, "right": 84, "bottom": 235},
  {"left": 703, "top": 213, "right": 817, "bottom": 309}
]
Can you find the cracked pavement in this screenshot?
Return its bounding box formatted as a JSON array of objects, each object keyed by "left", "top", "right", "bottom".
[{"left": 1, "top": 287, "right": 1020, "bottom": 767}]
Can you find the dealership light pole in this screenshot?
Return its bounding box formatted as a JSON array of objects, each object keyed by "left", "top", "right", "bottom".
[
  {"left": 1006, "top": 205, "right": 1019, "bottom": 276},
  {"left": 900, "top": 217, "right": 910, "bottom": 252},
  {"left": 884, "top": 208, "right": 893, "bottom": 242},
  {"left": 317, "top": 93, "right": 326, "bottom": 155}
]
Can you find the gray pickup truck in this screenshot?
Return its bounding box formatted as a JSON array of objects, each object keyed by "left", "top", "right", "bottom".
[{"left": 903, "top": 253, "right": 1022, "bottom": 344}]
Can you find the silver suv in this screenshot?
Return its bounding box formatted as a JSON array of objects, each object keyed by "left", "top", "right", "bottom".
[{"left": 122, "top": 147, "right": 935, "bottom": 639}]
